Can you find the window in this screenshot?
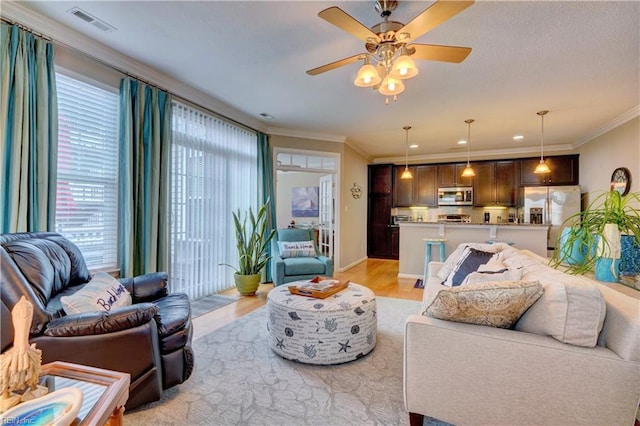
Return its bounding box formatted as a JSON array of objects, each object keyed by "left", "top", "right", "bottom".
[
  {"left": 55, "top": 73, "right": 119, "bottom": 270},
  {"left": 171, "top": 102, "right": 257, "bottom": 299}
]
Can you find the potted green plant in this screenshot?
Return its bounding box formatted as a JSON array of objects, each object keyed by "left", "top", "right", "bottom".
[
  {"left": 551, "top": 190, "right": 640, "bottom": 285},
  {"left": 222, "top": 201, "right": 276, "bottom": 295}
]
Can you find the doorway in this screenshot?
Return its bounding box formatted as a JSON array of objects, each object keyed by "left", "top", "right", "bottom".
[{"left": 274, "top": 149, "right": 340, "bottom": 268}]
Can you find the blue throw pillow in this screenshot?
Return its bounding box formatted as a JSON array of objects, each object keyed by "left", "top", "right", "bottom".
[{"left": 444, "top": 247, "right": 494, "bottom": 287}]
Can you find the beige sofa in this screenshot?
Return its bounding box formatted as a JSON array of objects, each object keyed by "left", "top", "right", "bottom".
[{"left": 404, "top": 245, "right": 640, "bottom": 426}]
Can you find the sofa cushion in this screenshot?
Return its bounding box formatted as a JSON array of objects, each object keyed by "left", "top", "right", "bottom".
[
  {"left": 443, "top": 247, "right": 494, "bottom": 286},
  {"left": 515, "top": 278, "right": 606, "bottom": 347},
  {"left": 283, "top": 257, "right": 327, "bottom": 275},
  {"left": 461, "top": 267, "right": 525, "bottom": 286},
  {"left": 437, "top": 242, "right": 514, "bottom": 281},
  {"left": 423, "top": 280, "right": 544, "bottom": 328},
  {"left": 61, "top": 272, "right": 132, "bottom": 314},
  {"left": 278, "top": 240, "right": 316, "bottom": 258}
]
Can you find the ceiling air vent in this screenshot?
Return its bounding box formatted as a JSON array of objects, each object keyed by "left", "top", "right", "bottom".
[{"left": 67, "top": 7, "right": 116, "bottom": 32}]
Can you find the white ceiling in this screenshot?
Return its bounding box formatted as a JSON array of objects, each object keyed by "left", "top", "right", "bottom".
[{"left": 9, "top": 1, "right": 640, "bottom": 162}]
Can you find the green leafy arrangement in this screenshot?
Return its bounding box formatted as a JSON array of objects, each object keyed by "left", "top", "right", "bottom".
[
  {"left": 551, "top": 190, "right": 640, "bottom": 274},
  {"left": 222, "top": 201, "right": 276, "bottom": 275}
]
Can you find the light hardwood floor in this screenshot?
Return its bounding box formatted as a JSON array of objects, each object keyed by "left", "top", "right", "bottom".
[{"left": 192, "top": 258, "right": 423, "bottom": 339}]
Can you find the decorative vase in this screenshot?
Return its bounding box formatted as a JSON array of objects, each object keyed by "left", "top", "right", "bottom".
[
  {"left": 619, "top": 234, "right": 640, "bottom": 277},
  {"left": 234, "top": 273, "right": 261, "bottom": 296},
  {"left": 594, "top": 224, "right": 621, "bottom": 282},
  {"left": 558, "top": 227, "right": 586, "bottom": 265}
]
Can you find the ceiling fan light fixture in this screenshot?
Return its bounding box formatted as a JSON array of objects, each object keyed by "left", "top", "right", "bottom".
[
  {"left": 379, "top": 75, "right": 405, "bottom": 96},
  {"left": 390, "top": 52, "right": 418, "bottom": 79},
  {"left": 354, "top": 58, "right": 381, "bottom": 87}
]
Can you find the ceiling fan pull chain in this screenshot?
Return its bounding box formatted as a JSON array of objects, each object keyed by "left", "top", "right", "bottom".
[{"left": 385, "top": 96, "right": 390, "bottom": 106}]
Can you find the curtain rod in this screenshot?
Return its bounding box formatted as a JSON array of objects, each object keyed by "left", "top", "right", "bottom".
[{"left": 1, "top": 16, "right": 259, "bottom": 135}]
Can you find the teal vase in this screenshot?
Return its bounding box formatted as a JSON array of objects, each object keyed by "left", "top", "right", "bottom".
[
  {"left": 559, "top": 227, "right": 586, "bottom": 265},
  {"left": 619, "top": 235, "right": 640, "bottom": 276},
  {"left": 594, "top": 257, "right": 620, "bottom": 282}
]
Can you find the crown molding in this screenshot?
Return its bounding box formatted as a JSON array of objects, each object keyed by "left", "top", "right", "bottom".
[
  {"left": 373, "top": 144, "right": 575, "bottom": 164},
  {"left": 344, "top": 139, "right": 373, "bottom": 162},
  {"left": 1, "top": 1, "right": 264, "bottom": 132},
  {"left": 573, "top": 105, "right": 640, "bottom": 148},
  {"left": 267, "top": 127, "right": 346, "bottom": 144}
]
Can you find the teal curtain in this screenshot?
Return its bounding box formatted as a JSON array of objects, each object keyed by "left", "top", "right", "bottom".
[
  {"left": 119, "top": 77, "right": 171, "bottom": 277},
  {"left": 1, "top": 23, "right": 57, "bottom": 233},
  {"left": 257, "top": 131, "right": 275, "bottom": 282}
]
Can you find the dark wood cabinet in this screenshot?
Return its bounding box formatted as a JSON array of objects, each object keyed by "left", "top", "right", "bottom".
[
  {"left": 367, "top": 165, "right": 398, "bottom": 259},
  {"left": 415, "top": 165, "right": 438, "bottom": 206},
  {"left": 475, "top": 160, "right": 518, "bottom": 206},
  {"left": 520, "top": 155, "right": 579, "bottom": 186},
  {"left": 393, "top": 165, "right": 438, "bottom": 207},
  {"left": 438, "top": 163, "right": 474, "bottom": 187},
  {"left": 393, "top": 166, "right": 414, "bottom": 207}
]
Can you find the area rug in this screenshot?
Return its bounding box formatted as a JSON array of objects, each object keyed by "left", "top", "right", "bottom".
[
  {"left": 190, "top": 294, "right": 239, "bottom": 319},
  {"left": 125, "top": 297, "right": 447, "bottom": 425}
]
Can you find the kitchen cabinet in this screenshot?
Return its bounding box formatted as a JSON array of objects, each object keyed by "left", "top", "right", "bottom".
[
  {"left": 393, "top": 165, "right": 438, "bottom": 207},
  {"left": 367, "top": 164, "right": 398, "bottom": 259},
  {"left": 474, "top": 160, "right": 518, "bottom": 206},
  {"left": 438, "top": 163, "right": 474, "bottom": 187},
  {"left": 520, "top": 155, "right": 579, "bottom": 186}
]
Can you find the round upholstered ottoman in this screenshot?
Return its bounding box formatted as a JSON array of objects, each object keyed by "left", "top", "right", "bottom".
[{"left": 266, "top": 282, "right": 377, "bottom": 365}]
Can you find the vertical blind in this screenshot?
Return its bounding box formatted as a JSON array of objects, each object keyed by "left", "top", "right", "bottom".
[
  {"left": 55, "top": 73, "right": 119, "bottom": 269},
  {"left": 170, "top": 102, "right": 257, "bottom": 299}
]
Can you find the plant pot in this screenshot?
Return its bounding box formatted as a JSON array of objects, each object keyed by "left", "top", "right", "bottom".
[{"left": 234, "top": 273, "right": 261, "bottom": 296}]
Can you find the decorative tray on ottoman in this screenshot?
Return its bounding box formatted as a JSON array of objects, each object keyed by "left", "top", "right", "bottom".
[{"left": 288, "top": 277, "right": 350, "bottom": 299}]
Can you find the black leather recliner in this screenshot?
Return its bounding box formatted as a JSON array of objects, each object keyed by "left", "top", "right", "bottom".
[{"left": 0, "top": 232, "right": 194, "bottom": 409}]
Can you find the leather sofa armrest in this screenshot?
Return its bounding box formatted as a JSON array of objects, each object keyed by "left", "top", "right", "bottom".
[
  {"left": 43, "top": 303, "right": 158, "bottom": 337},
  {"left": 120, "top": 272, "right": 168, "bottom": 303}
]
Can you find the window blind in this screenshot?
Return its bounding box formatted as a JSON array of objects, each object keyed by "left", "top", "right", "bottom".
[
  {"left": 55, "top": 73, "right": 119, "bottom": 270},
  {"left": 170, "top": 102, "right": 257, "bottom": 299}
]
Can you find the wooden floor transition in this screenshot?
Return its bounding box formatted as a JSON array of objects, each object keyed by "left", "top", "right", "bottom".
[{"left": 192, "top": 258, "right": 422, "bottom": 339}]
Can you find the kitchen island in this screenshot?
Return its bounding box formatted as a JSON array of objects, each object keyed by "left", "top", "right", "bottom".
[{"left": 398, "top": 222, "right": 550, "bottom": 278}]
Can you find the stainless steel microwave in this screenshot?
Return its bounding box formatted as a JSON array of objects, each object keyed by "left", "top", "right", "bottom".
[{"left": 438, "top": 187, "right": 473, "bottom": 206}]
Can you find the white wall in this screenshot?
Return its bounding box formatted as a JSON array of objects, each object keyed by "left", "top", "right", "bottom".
[{"left": 578, "top": 116, "right": 640, "bottom": 206}]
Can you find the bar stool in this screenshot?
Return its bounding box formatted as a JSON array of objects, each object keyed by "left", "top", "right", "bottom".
[{"left": 422, "top": 238, "right": 447, "bottom": 282}]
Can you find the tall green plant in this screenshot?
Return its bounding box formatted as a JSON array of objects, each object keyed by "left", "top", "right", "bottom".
[
  {"left": 222, "top": 201, "right": 276, "bottom": 275},
  {"left": 551, "top": 190, "right": 640, "bottom": 274}
]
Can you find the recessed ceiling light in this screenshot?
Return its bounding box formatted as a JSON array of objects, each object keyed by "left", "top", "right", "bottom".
[
  {"left": 409, "top": 144, "right": 418, "bottom": 149},
  {"left": 457, "top": 139, "right": 467, "bottom": 145},
  {"left": 259, "top": 113, "right": 275, "bottom": 120},
  {"left": 513, "top": 135, "right": 524, "bottom": 140}
]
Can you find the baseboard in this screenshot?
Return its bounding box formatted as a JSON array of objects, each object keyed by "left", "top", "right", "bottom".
[
  {"left": 338, "top": 257, "right": 367, "bottom": 272},
  {"left": 398, "top": 273, "right": 423, "bottom": 279}
]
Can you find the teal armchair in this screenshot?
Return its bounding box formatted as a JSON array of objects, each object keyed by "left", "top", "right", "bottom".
[{"left": 271, "top": 228, "right": 334, "bottom": 286}]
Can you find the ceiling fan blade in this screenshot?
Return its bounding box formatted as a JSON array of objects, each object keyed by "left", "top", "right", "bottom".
[
  {"left": 318, "top": 7, "right": 381, "bottom": 43},
  {"left": 306, "top": 54, "right": 364, "bottom": 76},
  {"left": 410, "top": 44, "right": 472, "bottom": 63},
  {"left": 399, "top": 0, "right": 474, "bottom": 43}
]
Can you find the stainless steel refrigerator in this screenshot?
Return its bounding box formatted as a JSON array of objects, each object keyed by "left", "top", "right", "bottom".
[{"left": 523, "top": 185, "right": 582, "bottom": 249}]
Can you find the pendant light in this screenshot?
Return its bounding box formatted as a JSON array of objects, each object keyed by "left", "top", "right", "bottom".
[
  {"left": 401, "top": 126, "right": 413, "bottom": 180},
  {"left": 534, "top": 110, "right": 551, "bottom": 174},
  {"left": 461, "top": 119, "right": 476, "bottom": 177}
]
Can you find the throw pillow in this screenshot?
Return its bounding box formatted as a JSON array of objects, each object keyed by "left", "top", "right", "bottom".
[
  {"left": 278, "top": 241, "right": 317, "bottom": 258},
  {"left": 443, "top": 247, "right": 495, "bottom": 286},
  {"left": 437, "top": 242, "right": 513, "bottom": 281},
  {"left": 61, "top": 271, "right": 132, "bottom": 314},
  {"left": 423, "top": 280, "right": 544, "bottom": 329},
  {"left": 514, "top": 278, "right": 606, "bottom": 347},
  {"left": 461, "top": 267, "right": 525, "bottom": 286}
]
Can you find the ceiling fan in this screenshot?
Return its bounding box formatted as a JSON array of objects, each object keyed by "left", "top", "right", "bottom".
[{"left": 307, "top": 0, "right": 474, "bottom": 102}]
